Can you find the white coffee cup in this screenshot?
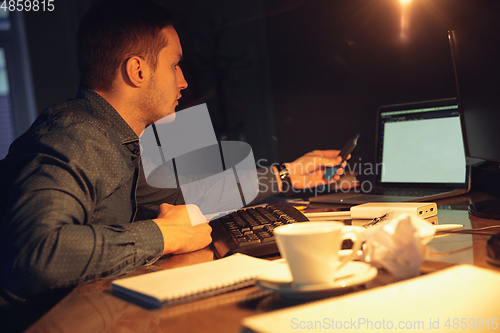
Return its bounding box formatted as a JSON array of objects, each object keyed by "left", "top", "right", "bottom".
[{"left": 274, "top": 222, "right": 362, "bottom": 286}]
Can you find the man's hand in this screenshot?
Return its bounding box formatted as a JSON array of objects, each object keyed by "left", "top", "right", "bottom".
[
  {"left": 152, "top": 203, "right": 212, "bottom": 255},
  {"left": 280, "top": 149, "right": 349, "bottom": 190}
]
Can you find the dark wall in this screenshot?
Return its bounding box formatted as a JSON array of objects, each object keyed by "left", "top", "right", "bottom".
[
  {"left": 264, "top": 0, "right": 480, "bottom": 166},
  {"left": 23, "top": 0, "right": 488, "bottom": 168},
  {"left": 24, "top": 1, "right": 92, "bottom": 112},
  {"left": 166, "top": 0, "right": 279, "bottom": 164}
]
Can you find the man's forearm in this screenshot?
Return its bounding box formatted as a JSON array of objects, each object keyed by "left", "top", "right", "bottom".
[{"left": 0, "top": 190, "right": 164, "bottom": 297}]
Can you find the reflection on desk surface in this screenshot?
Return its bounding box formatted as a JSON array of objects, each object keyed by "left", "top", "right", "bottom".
[{"left": 428, "top": 210, "right": 473, "bottom": 265}]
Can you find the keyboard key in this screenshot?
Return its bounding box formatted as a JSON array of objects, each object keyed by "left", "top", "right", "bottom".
[{"left": 211, "top": 205, "right": 308, "bottom": 257}]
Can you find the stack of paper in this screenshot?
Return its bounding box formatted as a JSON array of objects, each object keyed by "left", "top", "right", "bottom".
[{"left": 242, "top": 265, "right": 500, "bottom": 333}]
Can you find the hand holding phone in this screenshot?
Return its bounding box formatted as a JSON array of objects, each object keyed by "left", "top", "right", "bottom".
[{"left": 323, "top": 134, "right": 359, "bottom": 181}]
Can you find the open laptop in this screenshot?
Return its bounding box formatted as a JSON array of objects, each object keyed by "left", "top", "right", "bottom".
[{"left": 310, "top": 98, "right": 470, "bottom": 205}]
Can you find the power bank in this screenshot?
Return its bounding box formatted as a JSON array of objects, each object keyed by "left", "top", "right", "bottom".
[
  {"left": 350, "top": 202, "right": 437, "bottom": 219},
  {"left": 424, "top": 215, "right": 438, "bottom": 225}
]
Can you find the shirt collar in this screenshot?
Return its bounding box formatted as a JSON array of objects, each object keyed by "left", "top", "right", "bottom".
[{"left": 75, "top": 86, "right": 139, "bottom": 145}]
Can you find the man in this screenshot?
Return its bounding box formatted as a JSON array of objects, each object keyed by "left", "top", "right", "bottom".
[{"left": 0, "top": 0, "right": 346, "bottom": 298}]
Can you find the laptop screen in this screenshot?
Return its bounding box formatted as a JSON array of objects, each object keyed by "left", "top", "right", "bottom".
[{"left": 376, "top": 98, "right": 467, "bottom": 185}]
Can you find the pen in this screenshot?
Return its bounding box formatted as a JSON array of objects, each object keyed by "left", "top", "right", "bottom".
[
  {"left": 433, "top": 224, "right": 464, "bottom": 231},
  {"left": 304, "top": 211, "right": 352, "bottom": 220}
]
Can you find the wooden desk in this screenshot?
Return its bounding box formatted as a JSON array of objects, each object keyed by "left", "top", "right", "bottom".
[{"left": 25, "top": 193, "right": 500, "bottom": 333}]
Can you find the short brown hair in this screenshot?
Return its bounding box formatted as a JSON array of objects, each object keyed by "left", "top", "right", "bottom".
[{"left": 77, "top": 0, "right": 177, "bottom": 91}]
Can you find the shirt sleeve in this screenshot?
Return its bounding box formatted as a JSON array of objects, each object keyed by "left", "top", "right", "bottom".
[{"left": 0, "top": 120, "right": 164, "bottom": 297}]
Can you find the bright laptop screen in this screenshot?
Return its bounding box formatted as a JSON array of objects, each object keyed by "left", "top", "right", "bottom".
[{"left": 378, "top": 101, "right": 466, "bottom": 184}]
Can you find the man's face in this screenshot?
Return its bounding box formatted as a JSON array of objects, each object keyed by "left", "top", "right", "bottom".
[{"left": 142, "top": 26, "right": 188, "bottom": 123}]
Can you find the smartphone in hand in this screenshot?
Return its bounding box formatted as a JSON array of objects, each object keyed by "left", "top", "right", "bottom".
[{"left": 323, "top": 134, "right": 359, "bottom": 181}]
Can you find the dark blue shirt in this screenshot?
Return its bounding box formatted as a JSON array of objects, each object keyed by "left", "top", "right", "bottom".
[{"left": 0, "top": 88, "right": 167, "bottom": 296}]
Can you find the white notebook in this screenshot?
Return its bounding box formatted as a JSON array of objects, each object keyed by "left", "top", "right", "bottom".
[
  {"left": 242, "top": 265, "right": 500, "bottom": 333},
  {"left": 111, "top": 253, "right": 279, "bottom": 308}
]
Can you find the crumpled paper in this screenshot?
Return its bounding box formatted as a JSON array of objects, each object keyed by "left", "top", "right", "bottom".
[{"left": 360, "top": 213, "right": 435, "bottom": 279}]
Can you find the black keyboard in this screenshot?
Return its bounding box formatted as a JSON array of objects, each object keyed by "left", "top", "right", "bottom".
[{"left": 209, "top": 205, "right": 309, "bottom": 258}]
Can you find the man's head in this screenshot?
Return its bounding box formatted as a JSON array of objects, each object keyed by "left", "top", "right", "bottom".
[
  {"left": 77, "top": 0, "right": 176, "bottom": 92},
  {"left": 77, "top": 0, "right": 188, "bottom": 126}
]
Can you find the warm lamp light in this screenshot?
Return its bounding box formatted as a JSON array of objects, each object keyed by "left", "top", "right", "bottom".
[{"left": 399, "top": 0, "right": 411, "bottom": 41}]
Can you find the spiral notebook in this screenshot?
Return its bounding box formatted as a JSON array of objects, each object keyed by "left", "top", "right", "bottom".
[{"left": 111, "top": 254, "right": 279, "bottom": 308}]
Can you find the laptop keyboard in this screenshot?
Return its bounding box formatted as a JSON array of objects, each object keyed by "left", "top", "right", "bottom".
[
  {"left": 370, "top": 188, "right": 450, "bottom": 197},
  {"left": 209, "top": 205, "right": 309, "bottom": 258}
]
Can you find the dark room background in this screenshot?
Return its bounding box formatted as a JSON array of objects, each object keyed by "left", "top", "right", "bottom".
[{"left": 16, "top": 0, "right": 488, "bottom": 170}]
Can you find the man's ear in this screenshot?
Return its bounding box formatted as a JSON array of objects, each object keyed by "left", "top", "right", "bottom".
[{"left": 123, "top": 56, "right": 149, "bottom": 87}]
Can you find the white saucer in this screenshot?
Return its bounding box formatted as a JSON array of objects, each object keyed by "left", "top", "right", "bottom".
[{"left": 256, "top": 261, "right": 377, "bottom": 300}]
